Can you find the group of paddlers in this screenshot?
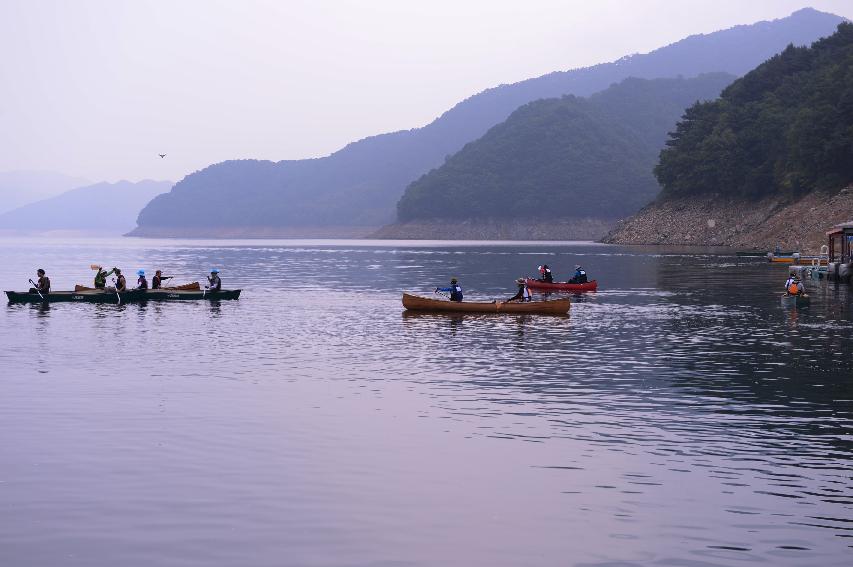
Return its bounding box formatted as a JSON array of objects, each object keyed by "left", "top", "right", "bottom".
[
  {"left": 28, "top": 267, "right": 224, "bottom": 294},
  {"left": 536, "top": 264, "right": 587, "bottom": 284},
  {"left": 91, "top": 265, "right": 168, "bottom": 292},
  {"left": 435, "top": 264, "right": 592, "bottom": 303}
]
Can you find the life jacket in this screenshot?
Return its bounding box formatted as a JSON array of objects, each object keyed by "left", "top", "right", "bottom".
[
  {"left": 38, "top": 276, "right": 50, "bottom": 292},
  {"left": 152, "top": 275, "right": 161, "bottom": 289},
  {"left": 138, "top": 276, "right": 148, "bottom": 290},
  {"left": 116, "top": 275, "right": 126, "bottom": 291},
  {"left": 543, "top": 269, "right": 553, "bottom": 283},
  {"left": 208, "top": 275, "right": 222, "bottom": 291},
  {"left": 522, "top": 285, "right": 531, "bottom": 301},
  {"left": 787, "top": 283, "right": 799, "bottom": 295},
  {"left": 450, "top": 284, "right": 463, "bottom": 302}
]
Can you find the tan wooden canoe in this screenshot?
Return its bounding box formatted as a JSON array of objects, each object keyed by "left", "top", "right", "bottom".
[{"left": 402, "top": 293, "right": 570, "bottom": 314}]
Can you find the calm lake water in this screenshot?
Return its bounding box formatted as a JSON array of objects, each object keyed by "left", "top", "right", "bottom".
[{"left": 1, "top": 237, "right": 851, "bottom": 567}]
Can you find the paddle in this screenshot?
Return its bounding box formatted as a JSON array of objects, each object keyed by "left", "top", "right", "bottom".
[
  {"left": 112, "top": 278, "right": 121, "bottom": 305},
  {"left": 434, "top": 289, "right": 450, "bottom": 300},
  {"left": 28, "top": 279, "right": 44, "bottom": 300}
]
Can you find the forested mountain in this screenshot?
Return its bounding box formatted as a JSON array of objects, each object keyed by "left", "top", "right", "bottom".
[
  {"left": 655, "top": 22, "right": 853, "bottom": 199},
  {"left": 132, "top": 8, "right": 845, "bottom": 236},
  {"left": 395, "top": 74, "right": 734, "bottom": 221},
  {"left": 0, "top": 170, "right": 90, "bottom": 214},
  {"left": 0, "top": 180, "right": 172, "bottom": 232}
]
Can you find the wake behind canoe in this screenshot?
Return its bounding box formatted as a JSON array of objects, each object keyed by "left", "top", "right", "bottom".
[
  {"left": 5, "top": 289, "right": 241, "bottom": 304},
  {"left": 402, "top": 293, "right": 569, "bottom": 314}
]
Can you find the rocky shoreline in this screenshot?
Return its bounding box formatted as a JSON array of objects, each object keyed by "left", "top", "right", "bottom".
[
  {"left": 370, "top": 217, "right": 617, "bottom": 240},
  {"left": 603, "top": 187, "right": 853, "bottom": 253}
]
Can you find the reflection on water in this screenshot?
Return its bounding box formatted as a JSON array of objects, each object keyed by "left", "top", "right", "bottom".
[{"left": 0, "top": 238, "right": 851, "bottom": 567}]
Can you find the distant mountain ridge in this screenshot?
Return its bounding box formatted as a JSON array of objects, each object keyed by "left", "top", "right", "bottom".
[
  {"left": 0, "top": 170, "right": 91, "bottom": 214},
  {"left": 394, "top": 73, "right": 735, "bottom": 223},
  {"left": 131, "top": 8, "right": 846, "bottom": 237},
  {"left": 0, "top": 180, "right": 172, "bottom": 233}
]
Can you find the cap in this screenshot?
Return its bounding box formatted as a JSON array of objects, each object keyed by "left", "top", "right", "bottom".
[
  {"left": 211, "top": 268, "right": 220, "bottom": 273},
  {"left": 137, "top": 270, "right": 145, "bottom": 276}
]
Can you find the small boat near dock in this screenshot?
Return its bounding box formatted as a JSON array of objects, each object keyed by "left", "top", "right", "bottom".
[{"left": 402, "top": 293, "right": 570, "bottom": 314}]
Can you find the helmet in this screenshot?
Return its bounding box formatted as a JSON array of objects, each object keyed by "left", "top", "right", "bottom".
[
  {"left": 137, "top": 270, "right": 145, "bottom": 276},
  {"left": 114, "top": 268, "right": 121, "bottom": 274},
  {"left": 37, "top": 268, "right": 45, "bottom": 275},
  {"left": 450, "top": 277, "right": 457, "bottom": 283},
  {"left": 211, "top": 268, "right": 220, "bottom": 274}
]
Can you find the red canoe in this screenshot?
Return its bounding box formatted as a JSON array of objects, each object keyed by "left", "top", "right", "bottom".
[{"left": 524, "top": 278, "right": 598, "bottom": 292}]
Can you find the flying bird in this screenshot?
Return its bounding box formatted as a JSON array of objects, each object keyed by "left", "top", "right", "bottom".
[{"left": 158, "top": 154, "right": 166, "bottom": 158}]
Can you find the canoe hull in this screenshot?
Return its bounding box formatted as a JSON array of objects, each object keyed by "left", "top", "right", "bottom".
[
  {"left": 524, "top": 278, "right": 598, "bottom": 292},
  {"left": 780, "top": 293, "right": 810, "bottom": 307},
  {"left": 5, "top": 289, "right": 241, "bottom": 304},
  {"left": 402, "top": 293, "right": 569, "bottom": 314}
]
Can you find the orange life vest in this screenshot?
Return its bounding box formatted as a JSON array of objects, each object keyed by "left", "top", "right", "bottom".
[{"left": 787, "top": 283, "right": 799, "bottom": 295}]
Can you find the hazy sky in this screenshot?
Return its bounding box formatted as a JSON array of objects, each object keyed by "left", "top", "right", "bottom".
[{"left": 1, "top": 0, "right": 851, "bottom": 183}]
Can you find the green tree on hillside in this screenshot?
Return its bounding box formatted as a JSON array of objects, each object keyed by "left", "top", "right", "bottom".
[{"left": 656, "top": 23, "right": 853, "bottom": 199}]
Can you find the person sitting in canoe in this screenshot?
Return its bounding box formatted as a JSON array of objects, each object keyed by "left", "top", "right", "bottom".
[
  {"left": 152, "top": 270, "right": 171, "bottom": 289},
  {"left": 785, "top": 274, "right": 804, "bottom": 296},
  {"left": 136, "top": 270, "right": 149, "bottom": 290},
  {"left": 505, "top": 278, "right": 532, "bottom": 302},
  {"left": 31, "top": 269, "right": 51, "bottom": 294},
  {"left": 568, "top": 265, "right": 588, "bottom": 284},
  {"left": 207, "top": 269, "right": 222, "bottom": 292},
  {"left": 93, "top": 266, "right": 116, "bottom": 289},
  {"left": 436, "top": 277, "right": 463, "bottom": 302},
  {"left": 537, "top": 265, "right": 554, "bottom": 283},
  {"left": 114, "top": 269, "right": 127, "bottom": 292}
]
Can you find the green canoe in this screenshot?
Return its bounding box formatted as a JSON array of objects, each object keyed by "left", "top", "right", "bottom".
[{"left": 5, "top": 288, "right": 241, "bottom": 304}]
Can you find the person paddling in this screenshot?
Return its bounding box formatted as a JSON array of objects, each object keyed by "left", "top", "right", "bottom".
[
  {"left": 505, "top": 278, "right": 532, "bottom": 302},
  {"left": 93, "top": 266, "right": 116, "bottom": 289},
  {"left": 152, "top": 270, "right": 167, "bottom": 289},
  {"left": 136, "top": 270, "right": 148, "bottom": 290},
  {"left": 538, "top": 265, "right": 554, "bottom": 283},
  {"left": 31, "top": 269, "right": 50, "bottom": 294},
  {"left": 568, "top": 265, "right": 588, "bottom": 284},
  {"left": 785, "top": 274, "right": 803, "bottom": 296},
  {"left": 114, "top": 268, "right": 127, "bottom": 292},
  {"left": 207, "top": 269, "right": 222, "bottom": 292},
  {"left": 436, "top": 277, "right": 463, "bottom": 302}
]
